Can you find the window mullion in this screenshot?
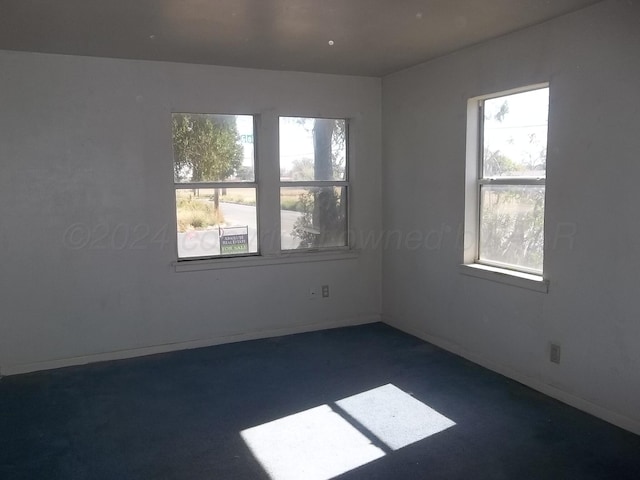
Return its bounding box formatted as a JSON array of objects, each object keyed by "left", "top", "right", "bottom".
[
  {"left": 175, "top": 182, "right": 257, "bottom": 190},
  {"left": 280, "top": 180, "right": 349, "bottom": 188},
  {"left": 478, "top": 178, "right": 545, "bottom": 186},
  {"left": 256, "top": 111, "right": 280, "bottom": 256}
]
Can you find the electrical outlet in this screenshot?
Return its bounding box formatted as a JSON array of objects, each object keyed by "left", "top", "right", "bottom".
[
  {"left": 309, "top": 287, "right": 320, "bottom": 299},
  {"left": 321, "top": 285, "right": 330, "bottom": 298},
  {"left": 550, "top": 343, "right": 561, "bottom": 364}
]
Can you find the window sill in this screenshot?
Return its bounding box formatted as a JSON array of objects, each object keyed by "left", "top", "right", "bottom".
[
  {"left": 459, "top": 263, "right": 549, "bottom": 293},
  {"left": 173, "top": 249, "right": 359, "bottom": 272}
]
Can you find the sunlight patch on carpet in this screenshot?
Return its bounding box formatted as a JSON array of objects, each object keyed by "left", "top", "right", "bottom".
[
  {"left": 241, "top": 404, "right": 385, "bottom": 480},
  {"left": 241, "top": 384, "right": 455, "bottom": 480},
  {"left": 336, "top": 383, "right": 456, "bottom": 450}
]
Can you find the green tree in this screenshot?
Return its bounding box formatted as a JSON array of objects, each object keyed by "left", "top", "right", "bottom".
[
  {"left": 172, "top": 114, "right": 243, "bottom": 211},
  {"left": 235, "top": 165, "right": 254, "bottom": 181},
  {"left": 483, "top": 148, "right": 520, "bottom": 176},
  {"left": 290, "top": 158, "right": 314, "bottom": 180}
]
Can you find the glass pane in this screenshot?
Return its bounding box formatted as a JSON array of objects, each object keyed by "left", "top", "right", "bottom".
[
  {"left": 279, "top": 117, "right": 346, "bottom": 181},
  {"left": 482, "top": 88, "right": 548, "bottom": 178},
  {"left": 281, "top": 187, "right": 347, "bottom": 250},
  {"left": 176, "top": 188, "right": 257, "bottom": 258},
  {"left": 172, "top": 113, "right": 254, "bottom": 183},
  {"left": 479, "top": 185, "right": 545, "bottom": 273}
]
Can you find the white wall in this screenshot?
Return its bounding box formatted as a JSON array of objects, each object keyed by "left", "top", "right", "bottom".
[
  {"left": 0, "top": 51, "right": 382, "bottom": 374},
  {"left": 382, "top": 0, "right": 640, "bottom": 433}
]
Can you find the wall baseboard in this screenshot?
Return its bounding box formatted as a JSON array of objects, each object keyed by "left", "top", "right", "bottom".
[
  {"left": 383, "top": 316, "right": 640, "bottom": 436},
  {"left": 1, "top": 315, "right": 380, "bottom": 376}
]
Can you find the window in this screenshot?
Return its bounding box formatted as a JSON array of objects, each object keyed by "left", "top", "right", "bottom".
[
  {"left": 279, "top": 117, "right": 349, "bottom": 251},
  {"left": 172, "top": 113, "right": 258, "bottom": 259},
  {"left": 464, "top": 85, "right": 549, "bottom": 276}
]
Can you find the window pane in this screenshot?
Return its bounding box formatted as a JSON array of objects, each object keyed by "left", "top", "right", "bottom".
[
  {"left": 479, "top": 185, "right": 545, "bottom": 273},
  {"left": 279, "top": 117, "right": 346, "bottom": 181},
  {"left": 176, "top": 188, "right": 257, "bottom": 258},
  {"left": 281, "top": 187, "right": 347, "bottom": 250},
  {"left": 172, "top": 113, "right": 254, "bottom": 183},
  {"left": 482, "top": 88, "right": 548, "bottom": 178}
]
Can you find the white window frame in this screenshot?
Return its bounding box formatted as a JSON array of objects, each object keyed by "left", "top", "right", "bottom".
[
  {"left": 461, "top": 84, "right": 550, "bottom": 292},
  {"left": 171, "top": 112, "right": 358, "bottom": 272},
  {"left": 172, "top": 112, "right": 260, "bottom": 261}
]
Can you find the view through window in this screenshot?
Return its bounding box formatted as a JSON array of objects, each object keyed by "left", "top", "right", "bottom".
[
  {"left": 279, "top": 117, "right": 349, "bottom": 251},
  {"left": 172, "top": 113, "right": 257, "bottom": 259},
  {"left": 476, "top": 86, "right": 549, "bottom": 274}
]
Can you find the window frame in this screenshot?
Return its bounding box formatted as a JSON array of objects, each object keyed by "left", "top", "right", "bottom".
[
  {"left": 172, "top": 112, "right": 260, "bottom": 261},
  {"left": 463, "top": 83, "right": 550, "bottom": 286},
  {"left": 278, "top": 116, "right": 351, "bottom": 253}
]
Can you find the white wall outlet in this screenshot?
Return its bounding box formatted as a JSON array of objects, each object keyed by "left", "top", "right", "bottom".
[
  {"left": 321, "top": 285, "right": 330, "bottom": 298},
  {"left": 550, "top": 343, "right": 561, "bottom": 364}
]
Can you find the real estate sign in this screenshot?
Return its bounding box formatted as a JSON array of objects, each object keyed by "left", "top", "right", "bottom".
[{"left": 219, "top": 226, "right": 249, "bottom": 254}]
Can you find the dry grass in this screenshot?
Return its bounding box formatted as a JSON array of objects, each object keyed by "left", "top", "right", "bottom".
[
  {"left": 176, "top": 192, "right": 224, "bottom": 232},
  {"left": 280, "top": 188, "right": 308, "bottom": 212}
]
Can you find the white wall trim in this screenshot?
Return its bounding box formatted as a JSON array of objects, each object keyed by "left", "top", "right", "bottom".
[
  {"left": 383, "top": 317, "right": 640, "bottom": 436},
  {"left": 173, "top": 249, "right": 359, "bottom": 272},
  {"left": 1, "top": 315, "right": 380, "bottom": 376}
]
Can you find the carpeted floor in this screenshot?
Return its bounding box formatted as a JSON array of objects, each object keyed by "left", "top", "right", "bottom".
[{"left": 1, "top": 322, "right": 639, "bottom": 479}]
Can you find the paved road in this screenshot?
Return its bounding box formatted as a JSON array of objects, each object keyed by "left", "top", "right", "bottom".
[
  {"left": 281, "top": 208, "right": 303, "bottom": 250},
  {"left": 177, "top": 202, "right": 303, "bottom": 258}
]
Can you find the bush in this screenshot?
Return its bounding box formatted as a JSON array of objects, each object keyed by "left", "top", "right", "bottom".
[
  {"left": 281, "top": 197, "right": 303, "bottom": 212},
  {"left": 176, "top": 194, "right": 224, "bottom": 232}
]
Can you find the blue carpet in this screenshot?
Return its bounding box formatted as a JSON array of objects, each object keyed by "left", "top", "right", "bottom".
[{"left": 1, "top": 323, "right": 638, "bottom": 479}]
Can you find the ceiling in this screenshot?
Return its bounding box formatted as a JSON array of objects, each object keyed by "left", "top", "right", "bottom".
[{"left": 0, "top": 0, "right": 602, "bottom": 77}]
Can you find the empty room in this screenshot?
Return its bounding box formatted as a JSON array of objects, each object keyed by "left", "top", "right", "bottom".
[{"left": 1, "top": 0, "right": 639, "bottom": 478}]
